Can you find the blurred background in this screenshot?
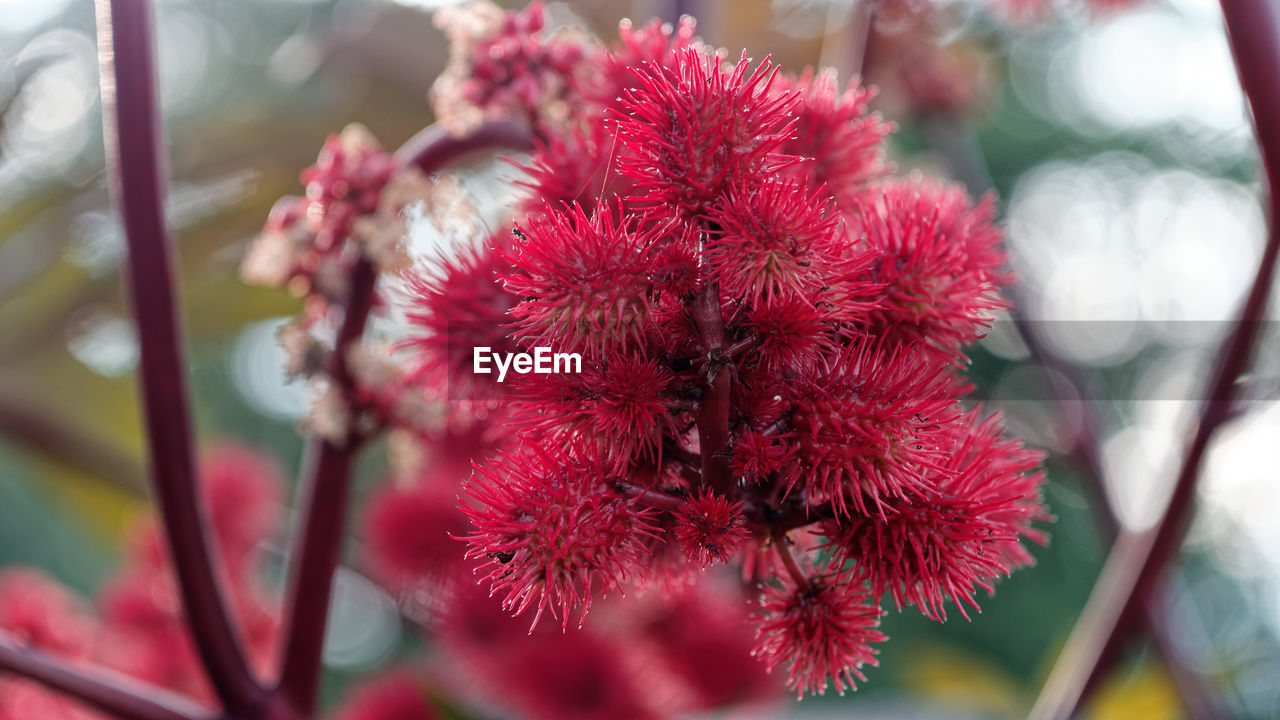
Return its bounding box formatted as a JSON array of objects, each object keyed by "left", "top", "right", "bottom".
[{"left": 1, "top": 0, "right": 1279, "bottom": 717}]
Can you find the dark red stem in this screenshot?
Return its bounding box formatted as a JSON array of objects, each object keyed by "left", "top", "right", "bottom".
[
  {"left": 0, "top": 635, "right": 211, "bottom": 720},
  {"left": 916, "top": 43, "right": 1226, "bottom": 718},
  {"left": 395, "top": 119, "right": 534, "bottom": 173},
  {"left": 772, "top": 532, "right": 809, "bottom": 588},
  {"left": 1029, "top": 1, "right": 1280, "bottom": 716},
  {"left": 95, "top": 0, "right": 264, "bottom": 715},
  {"left": 692, "top": 282, "right": 733, "bottom": 494},
  {"left": 614, "top": 481, "right": 688, "bottom": 514},
  {"left": 275, "top": 261, "right": 376, "bottom": 715}
]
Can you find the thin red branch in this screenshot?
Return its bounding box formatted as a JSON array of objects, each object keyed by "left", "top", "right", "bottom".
[
  {"left": 1013, "top": 286, "right": 1226, "bottom": 718},
  {"left": 915, "top": 53, "right": 1227, "bottom": 718},
  {"left": 95, "top": 1, "right": 264, "bottom": 715},
  {"left": 692, "top": 282, "right": 733, "bottom": 494},
  {"left": 772, "top": 532, "right": 809, "bottom": 588},
  {"left": 1029, "top": 1, "right": 1280, "bottom": 716},
  {"left": 276, "top": 120, "right": 535, "bottom": 714},
  {"left": 614, "top": 481, "right": 688, "bottom": 514},
  {"left": 819, "top": 0, "right": 875, "bottom": 84},
  {"left": 394, "top": 119, "right": 534, "bottom": 173},
  {"left": 274, "top": 260, "right": 376, "bottom": 715},
  {"left": 0, "top": 634, "right": 212, "bottom": 720}
]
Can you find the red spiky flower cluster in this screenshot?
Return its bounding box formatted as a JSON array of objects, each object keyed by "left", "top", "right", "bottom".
[
  {"left": 396, "top": 1, "right": 1051, "bottom": 700},
  {"left": 1, "top": 1, "right": 1085, "bottom": 719}
]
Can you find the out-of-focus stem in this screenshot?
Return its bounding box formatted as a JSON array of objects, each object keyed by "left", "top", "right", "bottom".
[
  {"left": 820, "top": 0, "right": 875, "bottom": 81},
  {"left": 0, "top": 375, "right": 146, "bottom": 495},
  {"left": 772, "top": 531, "right": 809, "bottom": 588},
  {"left": 0, "top": 635, "right": 211, "bottom": 720},
  {"left": 917, "top": 74, "right": 1228, "bottom": 720},
  {"left": 275, "top": 260, "right": 375, "bottom": 715},
  {"left": 692, "top": 282, "right": 733, "bottom": 494},
  {"left": 395, "top": 119, "right": 533, "bottom": 172},
  {"left": 614, "top": 481, "right": 688, "bottom": 513},
  {"left": 95, "top": 1, "right": 264, "bottom": 715},
  {"left": 1029, "top": 0, "right": 1280, "bottom": 716}
]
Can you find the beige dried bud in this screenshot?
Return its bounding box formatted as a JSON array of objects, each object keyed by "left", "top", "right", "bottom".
[
  {"left": 351, "top": 168, "right": 434, "bottom": 275},
  {"left": 241, "top": 230, "right": 300, "bottom": 288},
  {"left": 387, "top": 428, "right": 429, "bottom": 483},
  {"left": 429, "top": 73, "right": 488, "bottom": 138},
  {"left": 310, "top": 254, "right": 353, "bottom": 303},
  {"left": 345, "top": 342, "right": 402, "bottom": 392},
  {"left": 277, "top": 318, "right": 327, "bottom": 379},
  {"left": 338, "top": 122, "right": 383, "bottom": 157},
  {"left": 434, "top": 1, "right": 505, "bottom": 58},
  {"left": 302, "top": 378, "right": 350, "bottom": 443}
]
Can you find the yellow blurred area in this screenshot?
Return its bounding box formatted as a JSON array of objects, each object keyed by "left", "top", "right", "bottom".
[
  {"left": 898, "top": 643, "right": 1025, "bottom": 717},
  {"left": 1085, "top": 661, "right": 1185, "bottom": 720},
  {"left": 901, "top": 642, "right": 1185, "bottom": 720}
]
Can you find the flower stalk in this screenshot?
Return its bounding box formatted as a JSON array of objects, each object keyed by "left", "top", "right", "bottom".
[
  {"left": 1028, "top": 0, "right": 1280, "bottom": 716},
  {"left": 95, "top": 0, "right": 264, "bottom": 716},
  {"left": 692, "top": 282, "right": 734, "bottom": 494},
  {"left": 275, "top": 260, "right": 376, "bottom": 715},
  {"left": 0, "top": 636, "right": 211, "bottom": 720}
]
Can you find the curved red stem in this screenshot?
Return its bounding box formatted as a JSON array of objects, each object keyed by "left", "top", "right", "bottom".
[
  {"left": 274, "top": 260, "right": 376, "bottom": 715},
  {"left": 0, "top": 634, "right": 212, "bottom": 720},
  {"left": 1029, "top": 1, "right": 1280, "bottom": 716},
  {"left": 95, "top": 0, "right": 265, "bottom": 715}
]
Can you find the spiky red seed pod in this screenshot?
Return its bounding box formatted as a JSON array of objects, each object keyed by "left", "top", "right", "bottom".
[
  {"left": 612, "top": 47, "right": 798, "bottom": 218},
  {"left": 751, "top": 572, "right": 886, "bottom": 698},
  {"left": 0, "top": 570, "right": 94, "bottom": 657},
  {"left": 776, "top": 68, "right": 892, "bottom": 208},
  {"left": 675, "top": 490, "right": 750, "bottom": 567},
  {"left": 362, "top": 482, "right": 471, "bottom": 591},
  {"left": 647, "top": 232, "right": 700, "bottom": 300},
  {"left": 730, "top": 429, "right": 792, "bottom": 484},
  {"left": 198, "top": 442, "right": 284, "bottom": 579},
  {"left": 704, "top": 179, "right": 841, "bottom": 304},
  {"left": 516, "top": 124, "right": 627, "bottom": 215},
  {"left": 502, "top": 203, "right": 657, "bottom": 355},
  {"left": 334, "top": 671, "right": 438, "bottom": 720},
  {"left": 587, "top": 16, "right": 700, "bottom": 114},
  {"left": 854, "top": 176, "right": 1010, "bottom": 357},
  {"left": 461, "top": 443, "right": 658, "bottom": 630},
  {"left": 741, "top": 292, "right": 838, "bottom": 376},
  {"left": 620, "top": 578, "right": 776, "bottom": 711},
  {"left": 512, "top": 352, "right": 674, "bottom": 473},
  {"left": 788, "top": 339, "right": 966, "bottom": 517},
  {"left": 826, "top": 407, "right": 1049, "bottom": 621},
  {"left": 403, "top": 241, "right": 519, "bottom": 400},
  {"left": 439, "top": 581, "right": 660, "bottom": 720}
]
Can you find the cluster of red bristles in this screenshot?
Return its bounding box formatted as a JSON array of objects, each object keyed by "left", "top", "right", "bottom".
[
  {"left": 401, "top": 1, "right": 1051, "bottom": 699},
  {"left": 0, "top": 3, "right": 1054, "bottom": 717}
]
